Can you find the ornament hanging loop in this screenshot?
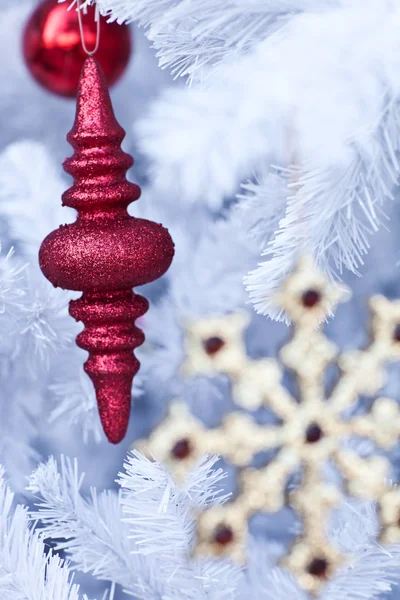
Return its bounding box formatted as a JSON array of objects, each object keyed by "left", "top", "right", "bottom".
[{"left": 76, "top": 0, "right": 100, "bottom": 56}]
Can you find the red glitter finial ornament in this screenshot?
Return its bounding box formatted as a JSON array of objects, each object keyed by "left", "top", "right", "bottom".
[{"left": 39, "top": 57, "right": 174, "bottom": 443}]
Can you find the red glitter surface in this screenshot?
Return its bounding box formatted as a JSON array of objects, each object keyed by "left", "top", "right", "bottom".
[
  {"left": 23, "top": 0, "right": 131, "bottom": 97},
  {"left": 39, "top": 58, "right": 174, "bottom": 443}
]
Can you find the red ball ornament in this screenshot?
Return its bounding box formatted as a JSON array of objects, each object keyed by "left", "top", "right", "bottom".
[
  {"left": 23, "top": 0, "right": 132, "bottom": 97},
  {"left": 39, "top": 57, "right": 174, "bottom": 443}
]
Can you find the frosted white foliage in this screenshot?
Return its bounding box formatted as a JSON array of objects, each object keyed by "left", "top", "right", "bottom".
[
  {"left": 136, "top": 0, "right": 400, "bottom": 207},
  {"left": 49, "top": 363, "right": 103, "bottom": 444},
  {"left": 118, "top": 451, "right": 239, "bottom": 599},
  {"left": 233, "top": 169, "right": 289, "bottom": 252},
  {"left": 0, "top": 140, "right": 74, "bottom": 365},
  {"left": 3, "top": 2, "right": 400, "bottom": 598},
  {"left": 0, "top": 245, "right": 26, "bottom": 314},
  {"left": 323, "top": 500, "right": 400, "bottom": 600},
  {"left": 244, "top": 114, "right": 399, "bottom": 320},
  {"left": 135, "top": 82, "right": 276, "bottom": 210},
  {"left": 0, "top": 140, "right": 74, "bottom": 258},
  {"left": 27, "top": 455, "right": 400, "bottom": 600},
  {"left": 29, "top": 453, "right": 240, "bottom": 599},
  {"left": 166, "top": 220, "right": 254, "bottom": 317},
  {"left": 0, "top": 466, "right": 82, "bottom": 600},
  {"left": 17, "top": 278, "right": 73, "bottom": 369},
  {"left": 0, "top": 243, "right": 72, "bottom": 484},
  {"left": 133, "top": 0, "right": 400, "bottom": 315},
  {"left": 28, "top": 456, "right": 149, "bottom": 597},
  {"left": 92, "top": 0, "right": 337, "bottom": 82}
]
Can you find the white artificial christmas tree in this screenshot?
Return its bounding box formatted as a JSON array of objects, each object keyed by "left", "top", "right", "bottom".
[{"left": 1, "top": 1, "right": 400, "bottom": 599}]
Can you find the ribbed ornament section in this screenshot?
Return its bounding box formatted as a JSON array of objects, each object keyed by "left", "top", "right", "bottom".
[
  {"left": 39, "top": 57, "right": 174, "bottom": 443},
  {"left": 70, "top": 290, "right": 149, "bottom": 443}
]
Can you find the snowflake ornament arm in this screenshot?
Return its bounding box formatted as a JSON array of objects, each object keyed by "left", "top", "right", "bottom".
[
  {"left": 182, "top": 310, "right": 294, "bottom": 412},
  {"left": 143, "top": 257, "right": 400, "bottom": 596}
]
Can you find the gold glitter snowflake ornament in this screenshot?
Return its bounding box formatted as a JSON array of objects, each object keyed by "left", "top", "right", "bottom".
[{"left": 144, "top": 257, "right": 400, "bottom": 596}]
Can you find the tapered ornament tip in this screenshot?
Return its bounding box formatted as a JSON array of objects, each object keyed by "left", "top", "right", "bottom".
[
  {"left": 70, "top": 56, "right": 124, "bottom": 144},
  {"left": 93, "top": 375, "right": 133, "bottom": 444}
]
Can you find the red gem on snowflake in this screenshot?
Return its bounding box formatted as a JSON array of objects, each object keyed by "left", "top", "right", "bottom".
[
  {"left": 203, "top": 336, "right": 226, "bottom": 355},
  {"left": 214, "top": 524, "right": 234, "bottom": 546},
  {"left": 171, "top": 438, "right": 192, "bottom": 460},
  {"left": 307, "top": 558, "right": 329, "bottom": 578},
  {"left": 305, "top": 423, "right": 324, "bottom": 443},
  {"left": 302, "top": 289, "right": 321, "bottom": 308}
]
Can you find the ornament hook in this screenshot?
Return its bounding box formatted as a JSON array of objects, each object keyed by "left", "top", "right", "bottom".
[{"left": 76, "top": 0, "right": 101, "bottom": 57}]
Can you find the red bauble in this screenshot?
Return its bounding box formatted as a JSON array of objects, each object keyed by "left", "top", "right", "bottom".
[
  {"left": 39, "top": 57, "right": 174, "bottom": 443},
  {"left": 23, "top": 0, "right": 132, "bottom": 97}
]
